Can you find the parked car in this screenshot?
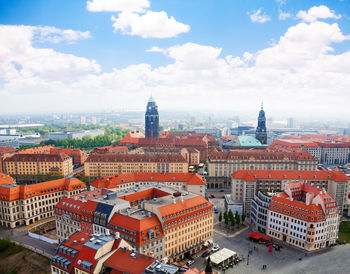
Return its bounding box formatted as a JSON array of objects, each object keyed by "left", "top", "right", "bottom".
[
  {"left": 202, "top": 251, "right": 211, "bottom": 257},
  {"left": 209, "top": 194, "right": 215, "bottom": 198},
  {"left": 186, "top": 260, "right": 195, "bottom": 266},
  {"left": 212, "top": 245, "right": 220, "bottom": 252},
  {"left": 219, "top": 190, "right": 224, "bottom": 192}
]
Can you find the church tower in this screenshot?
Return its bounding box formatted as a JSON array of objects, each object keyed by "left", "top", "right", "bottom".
[
  {"left": 145, "top": 96, "right": 159, "bottom": 138},
  {"left": 255, "top": 102, "right": 267, "bottom": 145}
]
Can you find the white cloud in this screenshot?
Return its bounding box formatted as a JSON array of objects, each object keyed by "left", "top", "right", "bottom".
[
  {"left": 276, "top": 0, "right": 287, "bottom": 6},
  {"left": 249, "top": 8, "right": 271, "bottom": 23},
  {"left": 111, "top": 11, "right": 190, "bottom": 38},
  {"left": 0, "top": 25, "right": 99, "bottom": 83},
  {"left": 145, "top": 46, "right": 166, "bottom": 53},
  {"left": 279, "top": 10, "right": 291, "bottom": 20},
  {"left": 297, "top": 5, "right": 341, "bottom": 23},
  {"left": 86, "top": 0, "right": 149, "bottom": 13},
  {"left": 2, "top": 18, "right": 350, "bottom": 119},
  {"left": 32, "top": 26, "right": 91, "bottom": 43}
]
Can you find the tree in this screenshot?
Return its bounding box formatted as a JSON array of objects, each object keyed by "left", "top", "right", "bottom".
[
  {"left": 241, "top": 212, "right": 246, "bottom": 223},
  {"left": 219, "top": 212, "right": 222, "bottom": 224},
  {"left": 228, "top": 210, "right": 233, "bottom": 221},
  {"left": 224, "top": 215, "right": 229, "bottom": 226},
  {"left": 223, "top": 211, "right": 228, "bottom": 221},
  {"left": 235, "top": 211, "right": 240, "bottom": 227},
  {"left": 230, "top": 216, "right": 235, "bottom": 229}
]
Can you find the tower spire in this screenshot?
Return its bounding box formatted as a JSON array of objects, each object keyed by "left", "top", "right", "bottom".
[{"left": 261, "top": 100, "right": 264, "bottom": 110}]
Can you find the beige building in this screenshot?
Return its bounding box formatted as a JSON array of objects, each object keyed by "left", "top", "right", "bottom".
[
  {"left": 4, "top": 153, "right": 73, "bottom": 178},
  {"left": 231, "top": 170, "right": 350, "bottom": 217},
  {"left": 207, "top": 150, "right": 317, "bottom": 189},
  {"left": 0, "top": 177, "right": 86, "bottom": 228},
  {"left": 267, "top": 182, "right": 339, "bottom": 251},
  {"left": 84, "top": 154, "right": 188, "bottom": 178}
]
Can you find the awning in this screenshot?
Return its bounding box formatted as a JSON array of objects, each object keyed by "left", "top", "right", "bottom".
[
  {"left": 209, "top": 248, "right": 237, "bottom": 266},
  {"left": 248, "top": 232, "right": 270, "bottom": 241}
]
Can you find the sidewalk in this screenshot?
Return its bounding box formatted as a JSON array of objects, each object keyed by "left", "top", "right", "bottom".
[{"left": 214, "top": 223, "right": 249, "bottom": 238}]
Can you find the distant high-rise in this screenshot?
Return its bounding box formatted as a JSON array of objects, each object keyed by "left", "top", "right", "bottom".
[
  {"left": 287, "top": 117, "right": 295, "bottom": 128},
  {"left": 255, "top": 103, "right": 267, "bottom": 144},
  {"left": 80, "top": 116, "right": 86, "bottom": 125},
  {"left": 145, "top": 96, "right": 159, "bottom": 138}
]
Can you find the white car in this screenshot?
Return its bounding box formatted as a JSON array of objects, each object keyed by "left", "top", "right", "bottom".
[
  {"left": 212, "top": 246, "right": 220, "bottom": 252},
  {"left": 186, "top": 260, "right": 195, "bottom": 266}
]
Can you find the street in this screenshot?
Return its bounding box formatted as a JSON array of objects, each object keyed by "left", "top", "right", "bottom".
[
  {"left": 188, "top": 227, "right": 350, "bottom": 274},
  {"left": 0, "top": 227, "right": 56, "bottom": 257}
]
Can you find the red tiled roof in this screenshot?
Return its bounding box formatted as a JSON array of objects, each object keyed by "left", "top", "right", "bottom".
[
  {"left": 5, "top": 152, "right": 71, "bottom": 162},
  {"left": 90, "top": 172, "right": 205, "bottom": 189},
  {"left": 0, "top": 146, "right": 17, "bottom": 153},
  {"left": 0, "top": 173, "right": 15, "bottom": 185},
  {"left": 85, "top": 153, "right": 187, "bottom": 163},
  {"left": 232, "top": 170, "right": 350, "bottom": 182},
  {"left": 210, "top": 149, "right": 315, "bottom": 161},
  {"left": 103, "top": 248, "right": 155, "bottom": 274},
  {"left": 18, "top": 145, "right": 53, "bottom": 154},
  {"left": 0, "top": 178, "right": 86, "bottom": 201}
]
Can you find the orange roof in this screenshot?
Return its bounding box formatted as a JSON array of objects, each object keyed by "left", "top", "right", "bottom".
[
  {"left": 0, "top": 178, "right": 86, "bottom": 201},
  {"left": 0, "top": 173, "right": 15, "bottom": 185},
  {"left": 0, "top": 147, "right": 16, "bottom": 153},
  {"left": 232, "top": 170, "right": 350, "bottom": 182},
  {"left": 104, "top": 248, "right": 155, "bottom": 274},
  {"left": 5, "top": 152, "right": 71, "bottom": 162},
  {"left": 85, "top": 153, "right": 187, "bottom": 163},
  {"left": 91, "top": 172, "right": 205, "bottom": 189},
  {"left": 158, "top": 195, "right": 210, "bottom": 218},
  {"left": 210, "top": 149, "right": 315, "bottom": 161},
  {"left": 18, "top": 145, "right": 53, "bottom": 154}
]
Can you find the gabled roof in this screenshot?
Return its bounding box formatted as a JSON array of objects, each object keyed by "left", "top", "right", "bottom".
[
  {"left": 232, "top": 170, "right": 349, "bottom": 182},
  {"left": 0, "top": 146, "right": 16, "bottom": 153},
  {"left": 0, "top": 173, "right": 15, "bottom": 185},
  {"left": 90, "top": 172, "right": 205, "bottom": 189},
  {"left": 5, "top": 152, "right": 71, "bottom": 162},
  {"left": 103, "top": 248, "right": 155, "bottom": 274}
]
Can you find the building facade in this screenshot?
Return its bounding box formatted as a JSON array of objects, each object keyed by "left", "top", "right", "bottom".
[
  {"left": 0, "top": 177, "right": 86, "bottom": 228},
  {"left": 208, "top": 150, "right": 317, "bottom": 189},
  {"left": 54, "top": 184, "right": 213, "bottom": 262},
  {"left": 255, "top": 104, "right": 267, "bottom": 145},
  {"left": 84, "top": 154, "right": 188, "bottom": 178},
  {"left": 232, "top": 170, "right": 350, "bottom": 217},
  {"left": 267, "top": 182, "right": 339, "bottom": 251},
  {"left": 250, "top": 190, "right": 274, "bottom": 234},
  {"left": 4, "top": 153, "right": 73, "bottom": 178},
  {"left": 145, "top": 96, "right": 159, "bottom": 138}
]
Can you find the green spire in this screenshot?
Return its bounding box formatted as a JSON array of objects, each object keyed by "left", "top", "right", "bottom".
[{"left": 148, "top": 95, "right": 155, "bottom": 103}]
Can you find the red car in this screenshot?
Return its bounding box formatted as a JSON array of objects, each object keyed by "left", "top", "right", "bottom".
[{"left": 209, "top": 194, "right": 215, "bottom": 198}]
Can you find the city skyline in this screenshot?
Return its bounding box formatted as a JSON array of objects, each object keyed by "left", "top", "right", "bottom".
[{"left": 0, "top": 0, "right": 350, "bottom": 119}]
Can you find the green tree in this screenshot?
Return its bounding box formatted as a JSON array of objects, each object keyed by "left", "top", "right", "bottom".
[
  {"left": 230, "top": 216, "right": 235, "bottom": 228},
  {"left": 241, "top": 212, "right": 246, "bottom": 223},
  {"left": 224, "top": 215, "right": 229, "bottom": 226},
  {"left": 218, "top": 212, "right": 222, "bottom": 224},
  {"left": 235, "top": 211, "right": 240, "bottom": 227},
  {"left": 228, "top": 209, "right": 233, "bottom": 221}
]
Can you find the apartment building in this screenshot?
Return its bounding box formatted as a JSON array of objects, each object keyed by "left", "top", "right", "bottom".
[
  {"left": 50, "top": 148, "right": 88, "bottom": 166},
  {"left": 208, "top": 150, "right": 317, "bottom": 189},
  {"left": 250, "top": 190, "right": 275, "bottom": 234},
  {"left": 54, "top": 184, "right": 213, "bottom": 262},
  {"left": 232, "top": 170, "right": 350, "bottom": 216},
  {"left": 0, "top": 146, "right": 16, "bottom": 173},
  {"left": 84, "top": 154, "right": 188, "bottom": 178},
  {"left": 4, "top": 153, "right": 73, "bottom": 178},
  {"left": 0, "top": 177, "right": 86, "bottom": 228},
  {"left": 51, "top": 231, "right": 166, "bottom": 274},
  {"left": 269, "top": 139, "right": 350, "bottom": 165},
  {"left": 267, "top": 182, "right": 339, "bottom": 251},
  {"left": 90, "top": 172, "right": 207, "bottom": 197}
]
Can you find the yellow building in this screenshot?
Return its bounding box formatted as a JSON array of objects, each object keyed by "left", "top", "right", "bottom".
[
  {"left": 84, "top": 154, "right": 188, "bottom": 177},
  {"left": 4, "top": 153, "right": 73, "bottom": 178}
]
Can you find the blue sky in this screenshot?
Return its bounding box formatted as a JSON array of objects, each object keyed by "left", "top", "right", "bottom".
[{"left": 0, "top": 0, "right": 350, "bottom": 119}]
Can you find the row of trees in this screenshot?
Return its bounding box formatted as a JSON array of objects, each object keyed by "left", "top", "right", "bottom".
[{"left": 218, "top": 210, "right": 245, "bottom": 229}]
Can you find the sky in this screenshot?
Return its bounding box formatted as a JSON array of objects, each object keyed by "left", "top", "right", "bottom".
[{"left": 0, "top": 0, "right": 350, "bottom": 119}]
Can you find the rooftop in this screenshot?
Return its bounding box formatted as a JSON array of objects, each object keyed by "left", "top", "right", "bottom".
[{"left": 86, "top": 153, "right": 187, "bottom": 163}]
